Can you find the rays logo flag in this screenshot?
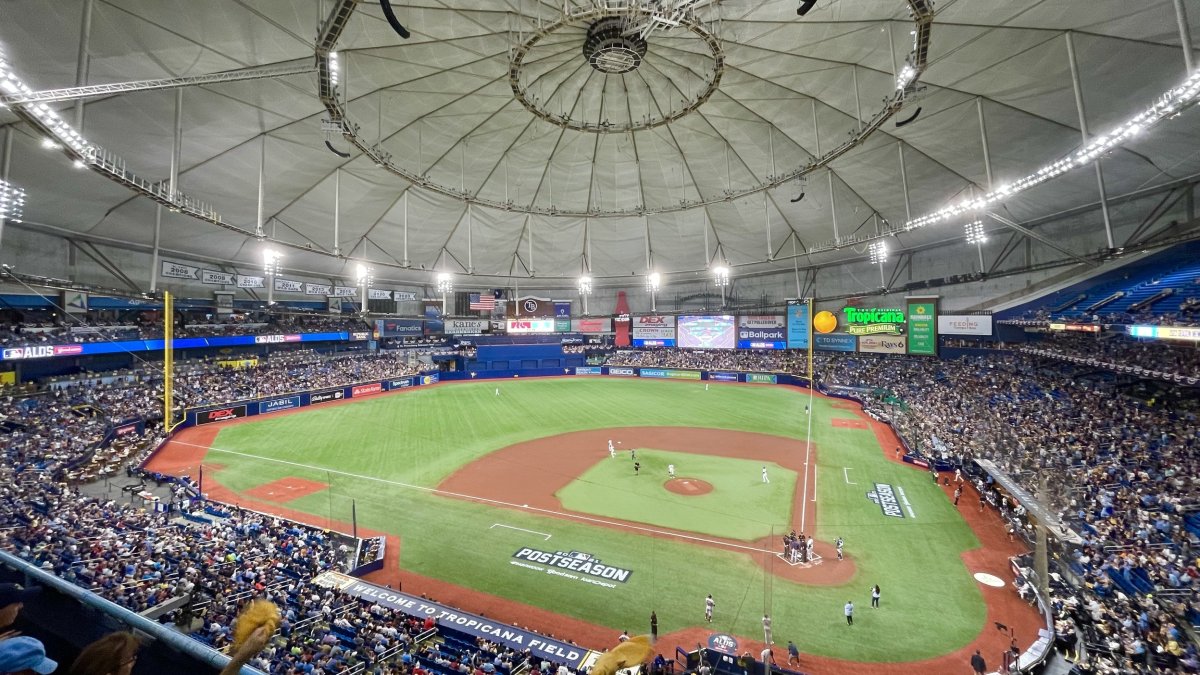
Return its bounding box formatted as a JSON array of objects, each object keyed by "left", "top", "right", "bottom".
[
  {"left": 470, "top": 290, "right": 498, "bottom": 311},
  {"left": 866, "top": 482, "right": 905, "bottom": 518}
]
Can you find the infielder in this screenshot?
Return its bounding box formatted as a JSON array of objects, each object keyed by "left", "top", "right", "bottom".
[
  {"left": 608, "top": 440, "right": 616, "bottom": 458},
  {"left": 762, "top": 466, "right": 770, "bottom": 483},
  {"left": 668, "top": 463, "right": 676, "bottom": 479},
  {"left": 704, "top": 594, "right": 715, "bottom": 622}
]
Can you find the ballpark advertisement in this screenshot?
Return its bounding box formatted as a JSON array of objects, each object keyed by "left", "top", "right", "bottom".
[
  {"left": 631, "top": 315, "right": 676, "bottom": 347},
  {"left": 906, "top": 297, "right": 938, "bottom": 355},
  {"left": 938, "top": 314, "right": 992, "bottom": 336},
  {"left": 745, "top": 373, "right": 778, "bottom": 384},
  {"left": 786, "top": 301, "right": 810, "bottom": 349},
  {"left": 858, "top": 335, "right": 908, "bottom": 354},
  {"left": 445, "top": 319, "right": 488, "bottom": 335},
  {"left": 506, "top": 319, "right": 556, "bottom": 334},
  {"left": 814, "top": 333, "right": 857, "bottom": 352},
  {"left": 676, "top": 315, "right": 734, "bottom": 349},
  {"left": 259, "top": 396, "right": 301, "bottom": 415},
  {"left": 197, "top": 404, "right": 247, "bottom": 425},
  {"left": 571, "top": 318, "right": 612, "bottom": 334},
  {"left": 737, "top": 315, "right": 786, "bottom": 350},
  {"left": 639, "top": 368, "right": 702, "bottom": 380}
]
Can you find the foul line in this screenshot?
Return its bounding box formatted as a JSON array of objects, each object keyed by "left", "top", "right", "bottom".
[
  {"left": 491, "top": 523, "right": 551, "bottom": 540},
  {"left": 171, "top": 439, "right": 779, "bottom": 556},
  {"left": 843, "top": 467, "right": 857, "bottom": 485},
  {"left": 799, "top": 385, "right": 815, "bottom": 528}
]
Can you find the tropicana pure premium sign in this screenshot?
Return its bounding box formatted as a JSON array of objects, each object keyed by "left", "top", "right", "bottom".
[{"left": 841, "top": 308, "right": 906, "bottom": 336}]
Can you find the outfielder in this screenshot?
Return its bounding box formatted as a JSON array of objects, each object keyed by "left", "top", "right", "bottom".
[
  {"left": 704, "top": 594, "right": 715, "bottom": 622},
  {"left": 762, "top": 466, "right": 770, "bottom": 483}
]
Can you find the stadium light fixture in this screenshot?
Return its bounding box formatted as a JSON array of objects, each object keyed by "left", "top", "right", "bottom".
[
  {"left": 436, "top": 272, "right": 453, "bottom": 294},
  {"left": 646, "top": 272, "right": 661, "bottom": 293},
  {"left": 964, "top": 220, "right": 987, "bottom": 245},
  {"left": 262, "top": 248, "right": 282, "bottom": 276},
  {"left": 356, "top": 263, "right": 373, "bottom": 313},
  {"left": 712, "top": 266, "right": 730, "bottom": 288},
  {"left": 578, "top": 276, "right": 592, "bottom": 315},
  {"left": 0, "top": 179, "right": 26, "bottom": 224},
  {"left": 329, "top": 51, "right": 340, "bottom": 89},
  {"left": 868, "top": 241, "right": 888, "bottom": 265}
]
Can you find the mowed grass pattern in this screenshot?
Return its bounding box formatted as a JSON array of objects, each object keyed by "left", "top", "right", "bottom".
[
  {"left": 209, "top": 379, "right": 985, "bottom": 662},
  {"left": 557, "top": 450, "right": 796, "bottom": 540}
]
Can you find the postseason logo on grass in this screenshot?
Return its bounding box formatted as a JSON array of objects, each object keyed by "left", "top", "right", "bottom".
[
  {"left": 866, "top": 482, "right": 905, "bottom": 518},
  {"left": 511, "top": 548, "right": 633, "bottom": 586}
]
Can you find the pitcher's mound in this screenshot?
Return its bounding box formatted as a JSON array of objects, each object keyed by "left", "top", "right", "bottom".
[{"left": 664, "top": 478, "right": 713, "bottom": 495}]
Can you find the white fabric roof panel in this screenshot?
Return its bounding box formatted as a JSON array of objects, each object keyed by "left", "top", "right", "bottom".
[{"left": 0, "top": 0, "right": 1196, "bottom": 285}]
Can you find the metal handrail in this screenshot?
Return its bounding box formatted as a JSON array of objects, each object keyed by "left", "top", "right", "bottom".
[{"left": 0, "top": 551, "right": 267, "bottom": 675}]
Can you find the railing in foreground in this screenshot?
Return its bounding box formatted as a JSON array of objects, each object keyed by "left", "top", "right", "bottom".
[{"left": 0, "top": 551, "right": 267, "bottom": 675}]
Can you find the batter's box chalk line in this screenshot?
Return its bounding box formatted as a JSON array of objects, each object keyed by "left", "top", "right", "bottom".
[
  {"left": 776, "top": 552, "right": 824, "bottom": 567},
  {"left": 490, "top": 523, "right": 552, "bottom": 540}
]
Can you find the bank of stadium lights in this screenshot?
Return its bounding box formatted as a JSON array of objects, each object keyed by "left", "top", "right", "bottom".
[
  {"left": 905, "top": 68, "right": 1200, "bottom": 233},
  {"left": 577, "top": 276, "right": 592, "bottom": 295},
  {"left": 328, "top": 51, "right": 340, "bottom": 89},
  {"left": 435, "top": 272, "right": 453, "bottom": 294},
  {"left": 0, "top": 179, "right": 25, "bottom": 223},
  {"left": 645, "top": 272, "right": 661, "bottom": 294},
  {"left": 964, "top": 220, "right": 987, "bottom": 245},
  {"left": 712, "top": 266, "right": 730, "bottom": 288},
  {"left": 868, "top": 241, "right": 888, "bottom": 265},
  {"left": 262, "top": 249, "right": 282, "bottom": 276},
  {"left": 355, "top": 263, "right": 374, "bottom": 287}
]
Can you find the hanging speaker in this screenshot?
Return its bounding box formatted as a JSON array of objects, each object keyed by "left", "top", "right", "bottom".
[{"left": 797, "top": 0, "right": 817, "bottom": 16}]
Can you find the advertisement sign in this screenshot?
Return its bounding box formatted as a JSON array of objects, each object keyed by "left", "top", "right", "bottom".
[
  {"left": 709, "top": 372, "right": 739, "bottom": 382},
  {"left": 554, "top": 317, "right": 571, "bottom": 332},
  {"left": 376, "top": 319, "right": 424, "bottom": 337},
  {"left": 608, "top": 367, "right": 636, "bottom": 376},
  {"left": 574, "top": 367, "right": 603, "bottom": 375},
  {"left": 312, "top": 572, "right": 589, "bottom": 668},
  {"left": 420, "top": 373, "right": 440, "bottom": 385},
  {"left": 571, "top": 318, "right": 612, "bottom": 333},
  {"left": 352, "top": 383, "right": 383, "bottom": 397},
  {"left": 2, "top": 345, "right": 81, "bottom": 360},
  {"left": 786, "top": 302, "right": 810, "bottom": 349},
  {"left": 197, "top": 404, "right": 247, "bottom": 425},
  {"left": 814, "top": 333, "right": 857, "bottom": 352},
  {"left": 677, "top": 315, "right": 735, "bottom": 349},
  {"left": 737, "top": 315, "right": 786, "bottom": 350},
  {"left": 1050, "top": 322, "right": 1101, "bottom": 333},
  {"left": 858, "top": 335, "right": 908, "bottom": 354},
  {"left": 351, "top": 331, "right": 370, "bottom": 341},
  {"left": 201, "top": 270, "right": 235, "bottom": 285},
  {"left": 446, "top": 319, "right": 488, "bottom": 335},
  {"left": 254, "top": 334, "right": 302, "bottom": 345},
  {"left": 638, "top": 368, "right": 702, "bottom": 380},
  {"left": 310, "top": 389, "right": 345, "bottom": 405},
  {"left": 842, "top": 307, "right": 906, "bottom": 336},
  {"left": 274, "top": 278, "right": 304, "bottom": 292},
  {"left": 506, "top": 319, "right": 556, "bottom": 334},
  {"left": 906, "top": 298, "right": 937, "bottom": 355},
  {"left": 1129, "top": 325, "right": 1200, "bottom": 342},
  {"left": 0, "top": 332, "right": 360, "bottom": 361},
  {"left": 745, "top": 373, "right": 778, "bottom": 384},
  {"left": 237, "top": 275, "right": 265, "bottom": 288},
  {"left": 938, "top": 315, "right": 992, "bottom": 336},
  {"left": 554, "top": 302, "right": 571, "bottom": 318},
  {"left": 259, "top": 396, "right": 301, "bottom": 414},
  {"left": 631, "top": 315, "right": 676, "bottom": 342}
]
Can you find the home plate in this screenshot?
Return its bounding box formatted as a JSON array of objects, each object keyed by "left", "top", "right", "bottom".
[{"left": 973, "top": 572, "right": 1005, "bottom": 588}]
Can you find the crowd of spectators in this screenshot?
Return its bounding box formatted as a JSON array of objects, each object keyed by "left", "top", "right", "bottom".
[
  {"left": 0, "top": 312, "right": 370, "bottom": 348},
  {"left": 1020, "top": 333, "right": 1200, "bottom": 383},
  {"left": 608, "top": 346, "right": 1200, "bottom": 672}
]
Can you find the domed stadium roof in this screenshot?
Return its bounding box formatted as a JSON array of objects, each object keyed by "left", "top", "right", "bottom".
[{"left": 0, "top": 0, "right": 1197, "bottom": 289}]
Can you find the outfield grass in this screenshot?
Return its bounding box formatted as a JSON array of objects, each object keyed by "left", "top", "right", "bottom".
[
  {"left": 208, "top": 379, "right": 985, "bottom": 662},
  {"left": 557, "top": 450, "right": 796, "bottom": 540}
]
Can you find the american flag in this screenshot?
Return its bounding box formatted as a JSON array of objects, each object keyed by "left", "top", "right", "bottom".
[{"left": 469, "top": 292, "right": 496, "bottom": 311}]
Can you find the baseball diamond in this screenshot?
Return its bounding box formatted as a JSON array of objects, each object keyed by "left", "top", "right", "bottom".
[{"left": 145, "top": 377, "right": 1040, "bottom": 670}]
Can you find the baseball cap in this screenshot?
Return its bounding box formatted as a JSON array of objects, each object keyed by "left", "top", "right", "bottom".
[
  {"left": 0, "top": 584, "right": 40, "bottom": 607},
  {"left": 0, "top": 636, "right": 57, "bottom": 674}
]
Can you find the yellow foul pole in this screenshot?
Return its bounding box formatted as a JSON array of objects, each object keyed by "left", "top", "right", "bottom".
[{"left": 163, "top": 291, "right": 174, "bottom": 431}]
